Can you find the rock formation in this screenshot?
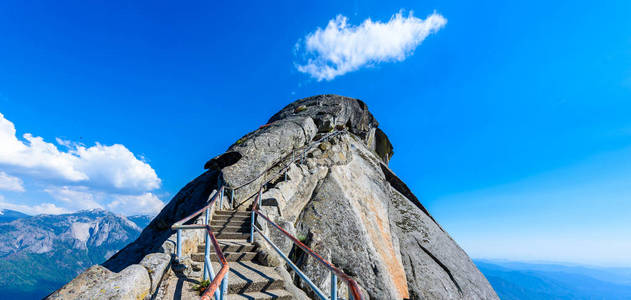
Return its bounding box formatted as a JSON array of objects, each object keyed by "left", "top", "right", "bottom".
[{"left": 51, "top": 95, "right": 498, "bottom": 299}]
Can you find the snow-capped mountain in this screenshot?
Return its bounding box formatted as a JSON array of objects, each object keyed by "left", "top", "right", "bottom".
[{"left": 0, "top": 209, "right": 152, "bottom": 299}]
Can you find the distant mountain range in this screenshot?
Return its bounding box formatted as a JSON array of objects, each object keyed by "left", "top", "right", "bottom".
[
  {"left": 475, "top": 259, "right": 631, "bottom": 299},
  {"left": 127, "top": 214, "right": 152, "bottom": 229},
  {"left": 0, "top": 208, "right": 152, "bottom": 299},
  {"left": 0, "top": 209, "right": 29, "bottom": 223}
]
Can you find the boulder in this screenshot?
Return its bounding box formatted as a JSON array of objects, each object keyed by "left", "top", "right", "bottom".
[
  {"left": 47, "top": 265, "right": 113, "bottom": 299},
  {"left": 139, "top": 252, "right": 171, "bottom": 294}
]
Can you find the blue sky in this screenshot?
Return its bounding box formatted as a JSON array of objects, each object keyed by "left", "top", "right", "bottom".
[{"left": 0, "top": 1, "right": 630, "bottom": 265}]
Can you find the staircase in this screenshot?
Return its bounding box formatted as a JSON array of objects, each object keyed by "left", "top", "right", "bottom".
[{"left": 158, "top": 210, "right": 293, "bottom": 300}]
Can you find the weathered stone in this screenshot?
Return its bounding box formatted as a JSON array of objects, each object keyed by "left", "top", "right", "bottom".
[
  {"left": 139, "top": 252, "right": 171, "bottom": 294},
  {"left": 294, "top": 138, "right": 409, "bottom": 299},
  {"left": 48, "top": 260, "right": 153, "bottom": 300},
  {"left": 388, "top": 185, "right": 497, "bottom": 299},
  {"left": 293, "top": 237, "right": 333, "bottom": 298},
  {"left": 294, "top": 105, "right": 307, "bottom": 113},
  {"left": 47, "top": 265, "right": 113, "bottom": 299}
]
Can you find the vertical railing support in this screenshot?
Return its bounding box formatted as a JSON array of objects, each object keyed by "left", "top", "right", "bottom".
[
  {"left": 230, "top": 188, "right": 234, "bottom": 209},
  {"left": 220, "top": 188, "right": 224, "bottom": 210},
  {"left": 203, "top": 208, "right": 210, "bottom": 281},
  {"left": 176, "top": 229, "right": 182, "bottom": 261},
  {"left": 221, "top": 272, "right": 229, "bottom": 300},
  {"left": 258, "top": 189, "right": 262, "bottom": 207},
  {"left": 204, "top": 207, "right": 210, "bottom": 224},
  {"left": 204, "top": 230, "right": 210, "bottom": 281},
  {"left": 249, "top": 210, "right": 255, "bottom": 243},
  {"left": 331, "top": 273, "right": 337, "bottom": 300}
]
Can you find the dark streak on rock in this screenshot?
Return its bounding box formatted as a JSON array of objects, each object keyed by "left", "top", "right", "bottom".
[{"left": 416, "top": 239, "right": 463, "bottom": 296}]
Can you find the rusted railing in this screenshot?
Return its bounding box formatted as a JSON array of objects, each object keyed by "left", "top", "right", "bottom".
[
  {"left": 249, "top": 187, "right": 363, "bottom": 300},
  {"left": 172, "top": 186, "right": 229, "bottom": 300}
]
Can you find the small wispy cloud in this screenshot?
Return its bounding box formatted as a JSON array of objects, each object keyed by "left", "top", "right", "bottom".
[
  {"left": 0, "top": 199, "right": 68, "bottom": 215},
  {"left": 294, "top": 10, "right": 447, "bottom": 81},
  {"left": 0, "top": 171, "right": 24, "bottom": 192}
]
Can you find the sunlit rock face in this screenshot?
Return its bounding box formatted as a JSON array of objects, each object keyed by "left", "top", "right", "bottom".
[
  {"left": 54, "top": 95, "right": 498, "bottom": 299},
  {"left": 212, "top": 95, "right": 498, "bottom": 299}
]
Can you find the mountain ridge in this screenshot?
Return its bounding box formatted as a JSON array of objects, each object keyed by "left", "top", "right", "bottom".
[
  {"left": 0, "top": 208, "right": 152, "bottom": 299},
  {"left": 475, "top": 260, "right": 631, "bottom": 299},
  {"left": 0, "top": 209, "right": 29, "bottom": 223}
]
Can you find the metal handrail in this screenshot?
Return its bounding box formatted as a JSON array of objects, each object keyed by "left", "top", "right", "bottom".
[
  {"left": 171, "top": 186, "right": 229, "bottom": 300},
  {"left": 200, "top": 227, "right": 229, "bottom": 300},
  {"left": 250, "top": 187, "right": 363, "bottom": 300},
  {"left": 166, "top": 130, "right": 351, "bottom": 299}
]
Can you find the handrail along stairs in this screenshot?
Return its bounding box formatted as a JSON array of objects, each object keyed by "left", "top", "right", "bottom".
[
  {"left": 170, "top": 129, "right": 361, "bottom": 299},
  {"left": 171, "top": 186, "right": 229, "bottom": 300},
  {"left": 249, "top": 186, "right": 364, "bottom": 300}
]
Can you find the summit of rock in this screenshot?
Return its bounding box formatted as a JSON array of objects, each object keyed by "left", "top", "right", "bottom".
[{"left": 51, "top": 95, "right": 497, "bottom": 300}]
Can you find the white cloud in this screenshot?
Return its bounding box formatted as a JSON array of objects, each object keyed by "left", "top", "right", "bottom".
[
  {"left": 44, "top": 186, "right": 104, "bottom": 211},
  {"left": 0, "top": 112, "right": 165, "bottom": 216},
  {"left": 44, "top": 186, "right": 163, "bottom": 216},
  {"left": 0, "top": 200, "right": 69, "bottom": 215},
  {"left": 295, "top": 11, "right": 446, "bottom": 81},
  {"left": 0, "top": 112, "right": 160, "bottom": 193},
  {"left": 107, "top": 192, "right": 164, "bottom": 216},
  {"left": 0, "top": 171, "right": 25, "bottom": 192}
]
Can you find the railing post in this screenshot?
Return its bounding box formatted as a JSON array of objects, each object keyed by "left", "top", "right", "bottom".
[
  {"left": 230, "top": 188, "right": 234, "bottom": 209},
  {"left": 204, "top": 207, "right": 210, "bottom": 225},
  {"left": 221, "top": 272, "right": 229, "bottom": 300},
  {"left": 176, "top": 229, "right": 182, "bottom": 261},
  {"left": 331, "top": 272, "right": 337, "bottom": 300},
  {"left": 203, "top": 207, "right": 210, "bottom": 282},
  {"left": 204, "top": 230, "right": 210, "bottom": 281},
  {"left": 249, "top": 210, "right": 255, "bottom": 243},
  {"left": 220, "top": 187, "right": 224, "bottom": 210},
  {"left": 258, "top": 189, "right": 262, "bottom": 207}
]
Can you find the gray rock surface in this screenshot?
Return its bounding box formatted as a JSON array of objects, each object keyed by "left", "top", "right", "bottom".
[
  {"left": 50, "top": 264, "right": 151, "bottom": 300},
  {"left": 47, "top": 265, "right": 113, "bottom": 299},
  {"left": 139, "top": 252, "right": 171, "bottom": 294},
  {"left": 53, "top": 94, "right": 497, "bottom": 300}
]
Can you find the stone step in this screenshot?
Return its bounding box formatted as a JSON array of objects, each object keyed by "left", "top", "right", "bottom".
[
  {"left": 210, "top": 222, "right": 251, "bottom": 229},
  {"left": 226, "top": 289, "right": 293, "bottom": 300},
  {"left": 212, "top": 215, "right": 251, "bottom": 223},
  {"left": 191, "top": 251, "right": 257, "bottom": 262},
  {"left": 200, "top": 261, "right": 285, "bottom": 294},
  {"left": 211, "top": 220, "right": 251, "bottom": 228},
  {"left": 212, "top": 225, "right": 251, "bottom": 234},
  {"left": 215, "top": 232, "right": 251, "bottom": 239},
  {"left": 198, "top": 240, "right": 257, "bottom": 253},
  {"left": 215, "top": 210, "right": 252, "bottom": 217}
]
